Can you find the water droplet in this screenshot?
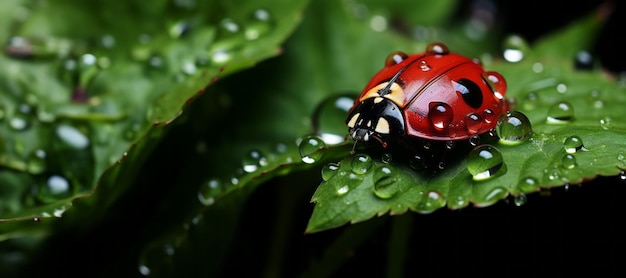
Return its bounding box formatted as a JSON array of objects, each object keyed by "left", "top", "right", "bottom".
[
  {"left": 336, "top": 185, "right": 350, "bottom": 195},
  {"left": 496, "top": 111, "right": 532, "bottom": 144},
  {"left": 482, "top": 72, "right": 507, "bottom": 99},
  {"left": 381, "top": 153, "right": 392, "bottom": 164},
  {"left": 245, "top": 9, "right": 273, "bottom": 40},
  {"left": 419, "top": 60, "right": 431, "bottom": 71},
  {"left": 482, "top": 108, "right": 496, "bottom": 124},
  {"left": 465, "top": 112, "right": 483, "bottom": 134},
  {"left": 484, "top": 187, "right": 507, "bottom": 203},
  {"left": 169, "top": 21, "right": 190, "bottom": 38},
  {"left": 369, "top": 15, "right": 387, "bottom": 32},
  {"left": 313, "top": 94, "right": 355, "bottom": 145},
  {"left": 56, "top": 124, "right": 90, "bottom": 149},
  {"left": 619, "top": 170, "right": 626, "bottom": 182},
  {"left": 417, "top": 190, "right": 445, "bottom": 213},
  {"left": 384, "top": 51, "right": 408, "bottom": 66},
  {"left": 321, "top": 163, "right": 339, "bottom": 181},
  {"left": 546, "top": 101, "right": 574, "bottom": 123},
  {"left": 242, "top": 149, "right": 267, "bottom": 173},
  {"left": 372, "top": 166, "right": 398, "bottom": 199},
  {"left": 428, "top": 102, "right": 453, "bottom": 131},
  {"left": 469, "top": 135, "right": 481, "bottom": 147},
  {"left": 38, "top": 175, "right": 72, "bottom": 203},
  {"left": 27, "top": 149, "right": 47, "bottom": 174},
  {"left": 467, "top": 144, "right": 506, "bottom": 181},
  {"left": 563, "top": 135, "right": 585, "bottom": 153},
  {"left": 198, "top": 179, "right": 221, "bottom": 206},
  {"left": 502, "top": 35, "right": 528, "bottom": 63},
  {"left": 574, "top": 50, "right": 594, "bottom": 70},
  {"left": 512, "top": 193, "right": 527, "bottom": 206},
  {"left": 600, "top": 116, "right": 612, "bottom": 130},
  {"left": 517, "top": 177, "right": 539, "bottom": 192},
  {"left": 351, "top": 153, "right": 373, "bottom": 174},
  {"left": 9, "top": 103, "right": 33, "bottom": 131},
  {"left": 426, "top": 42, "right": 449, "bottom": 55},
  {"left": 556, "top": 83, "right": 567, "bottom": 93},
  {"left": 561, "top": 154, "right": 577, "bottom": 170},
  {"left": 298, "top": 135, "right": 325, "bottom": 164}
]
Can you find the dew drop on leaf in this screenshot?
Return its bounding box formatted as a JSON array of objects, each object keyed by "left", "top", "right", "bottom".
[
  {"left": 198, "top": 178, "right": 222, "bottom": 206},
  {"left": 56, "top": 124, "right": 90, "bottom": 149},
  {"left": 512, "top": 193, "right": 527, "bottom": 206},
  {"left": 600, "top": 116, "right": 612, "bottom": 130},
  {"left": 244, "top": 9, "right": 273, "bottom": 40},
  {"left": 417, "top": 190, "right": 445, "bottom": 213},
  {"left": 27, "top": 149, "right": 47, "bottom": 174},
  {"left": 298, "top": 135, "right": 325, "bottom": 164},
  {"left": 546, "top": 101, "right": 574, "bottom": 123},
  {"left": 563, "top": 135, "right": 585, "bottom": 153},
  {"left": 561, "top": 154, "right": 577, "bottom": 170},
  {"left": 242, "top": 149, "right": 266, "bottom": 173},
  {"left": 351, "top": 153, "right": 373, "bottom": 174},
  {"left": 38, "top": 175, "right": 72, "bottom": 203},
  {"left": 467, "top": 144, "right": 506, "bottom": 181},
  {"left": 502, "top": 35, "right": 528, "bottom": 63},
  {"left": 484, "top": 186, "right": 507, "bottom": 203},
  {"left": 321, "top": 163, "right": 339, "bottom": 181},
  {"left": 496, "top": 111, "right": 532, "bottom": 144},
  {"left": 372, "top": 166, "right": 398, "bottom": 199},
  {"left": 518, "top": 176, "right": 539, "bottom": 192}
]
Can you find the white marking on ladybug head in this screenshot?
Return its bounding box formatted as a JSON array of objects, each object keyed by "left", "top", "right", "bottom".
[
  {"left": 374, "top": 117, "right": 390, "bottom": 134},
  {"left": 347, "top": 113, "right": 360, "bottom": 128}
]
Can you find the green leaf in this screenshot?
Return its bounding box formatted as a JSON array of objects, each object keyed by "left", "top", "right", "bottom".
[
  {"left": 306, "top": 6, "right": 625, "bottom": 232},
  {"left": 0, "top": 0, "right": 308, "bottom": 235}
]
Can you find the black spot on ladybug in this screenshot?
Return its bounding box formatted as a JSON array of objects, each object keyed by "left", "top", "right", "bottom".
[{"left": 454, "top": 78, "right": 483, "bottom": 109}]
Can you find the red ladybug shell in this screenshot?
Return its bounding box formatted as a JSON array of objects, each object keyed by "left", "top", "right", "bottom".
[{"left": 346, "top": 42, "right": 508, "bottom": 144}]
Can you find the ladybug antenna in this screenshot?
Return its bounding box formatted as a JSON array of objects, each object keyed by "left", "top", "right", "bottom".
[{"left": 378, "top": 68, "right": 405, "bottom": 96}]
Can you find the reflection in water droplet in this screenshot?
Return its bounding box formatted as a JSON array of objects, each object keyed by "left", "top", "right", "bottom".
[
  {"left": 298, "top": 135, "right": 325, "bottom": 164},
  {"left": 502, "top": 35, "right": 528, "bottom": 63},
  {"left": 546, "top": 101, "right": 574, "bottom": 123},
  {"left": 426, "top": 42, "right": 449, "bottom": 55},
  {"left": 313, "top": 94, "right": 355, "bottom": 144},
  {"left": 321, "top": 163, "right": 339, "bottom": 181},
  {"left": 496, "top": 111, "right": 532, "bottom": 144},
  {"left": 564, "top": 135, "right": 585, "bottom": 153},
  {"left": 385, "top": 51, "right": 408, "bottom": 67},
  {"left": 467, "top": 144, "right": 506, "bottom": 181},
  {"left": 372, "top": 166, "right": 398, "bottom": 199},
  {"left": 351, "top": 153, "right": 373, "bottom": 174}
]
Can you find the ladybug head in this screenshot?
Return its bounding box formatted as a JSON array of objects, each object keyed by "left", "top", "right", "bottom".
[{"left": 346, "top": 96, "right": 405, "bottom": 147}]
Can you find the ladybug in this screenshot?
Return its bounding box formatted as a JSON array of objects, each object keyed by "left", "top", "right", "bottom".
[{"left": 346, "top": 42, "right": 508, "bottom": 151}]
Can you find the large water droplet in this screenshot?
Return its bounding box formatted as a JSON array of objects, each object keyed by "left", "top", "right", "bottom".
[
  {"left": 467, "top": 144, "right": 506, "bottom": 181},
  {"left": 313, "top": 94, "right": 355, "bottom": 144},
  {"left": 372, "top": 166, "right": 398, "bottom": 199},
  {"left": 496, "top": 111, "right": 532, "bottom": 144},
  {"left": 298, "top": 135, "right": 325, "bottom": 164},
  {"left": 518, "top": 176, "right": 539, "bottom": 192},
  {"left": 428, "top": 102, "right": 453, "bottom": 131},
  {"left": 564, "top": 135, "right": 585, "bottom": 153},
  {"left": 351, "top": 153, "right": 373, "bottom": 174},
  {"left": 546, "top": 101, "right": 574, "bottom": 123}
]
